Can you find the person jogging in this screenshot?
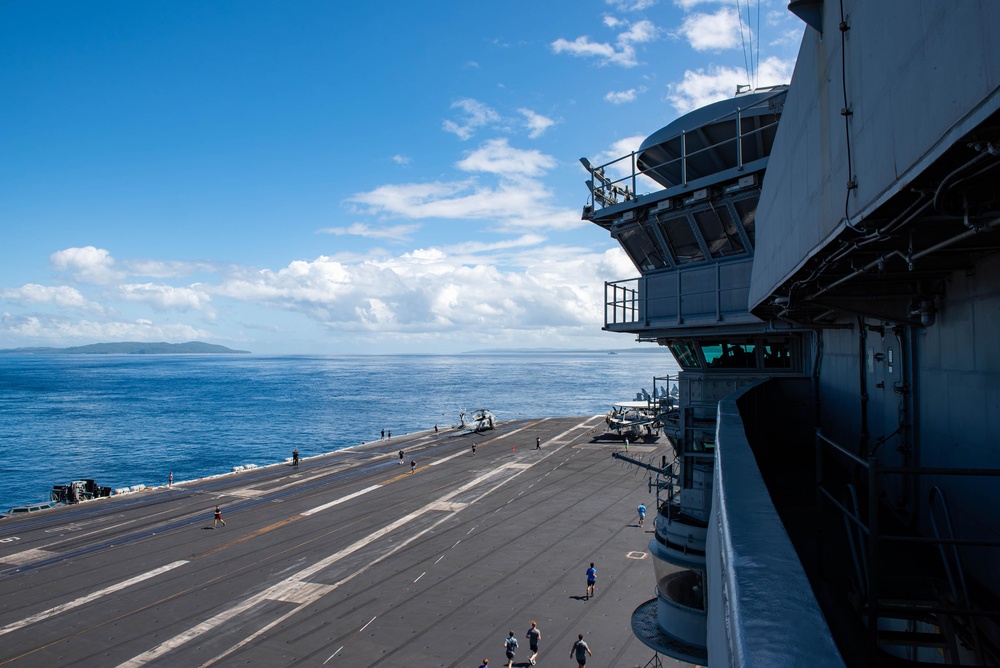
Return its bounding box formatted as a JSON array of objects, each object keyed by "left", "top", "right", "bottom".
[
  {"left": 570, "top": 634, "right": 592, "bottom": 667},
  {"left": 585, "top": 563, "right": 596, "bottom": 600},
  {"left": 526, "top": 621, "right": 541, "bottom": 665},
  {"left": 638, "top": 502, "right": 646, "bottom": 526},
  {"left": 503, "top": 630, "right": 518, "bottom": 667},
  {"left": 213, "top": 505, "right": 226, "bottom": 528}
]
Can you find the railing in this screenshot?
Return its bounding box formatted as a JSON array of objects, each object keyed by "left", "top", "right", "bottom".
[
  {"left": 604, "top": 260, "right": 756, "bottom": 331},
  {"left": 815, "top": 431, "right": 1000, "bottom": 662},
  {"left": 582, "top": 87, "right": 787, "bottom": 216},
  {"left": 708, "top": 382, "right": 845, "bottom": 667}
]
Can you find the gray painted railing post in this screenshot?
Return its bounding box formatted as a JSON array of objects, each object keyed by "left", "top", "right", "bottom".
[{"left": 867, "top": 455, "right": 880, "bottom": 662}]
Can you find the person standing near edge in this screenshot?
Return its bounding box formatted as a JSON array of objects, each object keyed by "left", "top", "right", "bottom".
[
  {"left": 525, "top": 620, "right": 541, "bottom": 665},
  {"left": 570, "top": 634, "right": 592, "bottom": 667},
  {"left": 585, "top": 562, "right": 596, "bottom": 600}
]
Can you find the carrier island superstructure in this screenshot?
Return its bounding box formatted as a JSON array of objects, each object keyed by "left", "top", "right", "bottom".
[{"left": 582, "top": 2, "right": 1000, "bottom": 666}]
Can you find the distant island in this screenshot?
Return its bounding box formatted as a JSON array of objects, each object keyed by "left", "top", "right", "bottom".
[{"left": 0, "top": 341, "right": 251, "bottom": 355}]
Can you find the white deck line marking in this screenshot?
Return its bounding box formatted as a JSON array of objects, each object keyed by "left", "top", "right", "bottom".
[
  {"left": 359, "top": 616, "right": 377, "bottom": 632},
  {"left": 323, "top": 647, "right": 343, "bottom": 665},
  {"left": 435, "top": 555, "right": 446, "bottom": 564},
  {"left": 414, "top": 572, "right": 425, "bottom": 583},
  {"left": 300, "top": 484, "right": 382, "bottom": 516},
  {"left": 0, "top": 548, "right": 58, "bottom": 566},
  {"left": 428, "top": 450, "right": 465, "bottom": 466},
  {"left": 492, "top": 419, "right": 547, "bottom": 440},
  {"left": 0, "top": 560, "right": 188, "bottom": 637},
  {"left": 120, "top": 430, "right": 597, "bottom": 667}
]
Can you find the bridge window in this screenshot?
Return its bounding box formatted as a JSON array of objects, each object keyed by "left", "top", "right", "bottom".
[
  {"left": 668, "top": 341, "right": 700, "bottom": 369},
  {"left": 693, "top": 206, "right": 745, "bottom": 258},
  {"left": 655, "top": 213, "right": 705, "bottom": 264},
  {"left": 701, "top": 342, "right": 757, "bottom": 369},
  {"left": 616, "top": 225, "right": 666, "bottom": 271},
  {"left": 762, "top": 341, "right": 792, "bottom": 368}
]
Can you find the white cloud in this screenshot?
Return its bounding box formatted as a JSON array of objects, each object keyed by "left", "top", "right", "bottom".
[
  {"left": 347, "top": 138, "right": 580, "bottom": 232},
  {"left": 456, "top": 138, "right": 556, "bottom": 178},
  {"left": 551, "top": 18, "right": 658, "bottom": 68},
  {"left": 518, "top": 108, "right": 556, "bottom": 138},
  {"left": 676, "top": 8, "right": 743, "bottom": 51},
  {"left": 318, "top": 223, "right": 420, "bottom": 241},
  {"left": 50, "top": 246, "right": 124, "bottom": 284},
  {"left": 604, "top": 88, "right": 639, "bottom": 104},
  {"left": 442, "top": 98, "right": 502, "bottom": 140},
  {"left": 392, "top": 154, "right": 411, "bottom": 165},
  {"left": 0, "top": 312, "right": 212, "bottom": 343},
  {"left": 607, "top": 0, "right": 657, "bottom": 10},
  {"left": 211, "top": 243, "right": 628, "bottom": 335},
  {"left": 672, "top": 0, "right": 720, "bottom": 10},
  {"left": 0, "top": 284, "right": 103, "bottom": 312},
  {"left": 666, "top": 56, "right": 793, "bottom": 113},
  {"left": 118, "top": 283, "right": 213, "bottom": 314}
]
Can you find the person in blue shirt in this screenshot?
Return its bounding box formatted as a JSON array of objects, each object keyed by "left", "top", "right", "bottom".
[
  {"left": 637, "top": 503, "right": 646, "bottom": 527},
  {"left": 503, "top": 630, "right": 518, "bottom": 667},
  {"left": 585, "top": 563, "right": 596, "bottom": 600}
]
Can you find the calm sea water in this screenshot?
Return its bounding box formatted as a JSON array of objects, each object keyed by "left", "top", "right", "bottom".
[{"left": 0, "top": 352, "right": 679, "bottom": 511}]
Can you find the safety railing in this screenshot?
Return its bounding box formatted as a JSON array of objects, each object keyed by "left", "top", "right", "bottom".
[
  {"left": 815, "top": 430, "right": 1000, "bottom": 662},
  {"left": 582, "top": 86, "right": 787, "bottom": 216}
]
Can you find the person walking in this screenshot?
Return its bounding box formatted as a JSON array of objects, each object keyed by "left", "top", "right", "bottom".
[
  {"left": 585, "top": 563, "right": 596, "bottom": 600},
  {"left": 387, "top": 429, "right": 391, "bottom": 439},
  {"left": 213, "top": 505, "right": 226, "bottom": 528},
  {"left": 399, "top": 450, "right": 404, "bottom": 464},
  {"left": 434, "top": 424, "right": 438, "bottom": 433},
  {"left": 570, "top": 634, "right": 592, "bottom": 667},
  {"left": 381, "top": 428, "right": 385, "bottom": 440},
  {"left": 624, "top": 437, "right": 629, "bottom": 452},
  {"left": 478, "top": 660, "right": 488, "bottom": 668},
  {"left": 535, "top": 436, "right": 541, "bottom": 449},
  {"left": 472, "top": 443, "right": 477, "bottom": 455},
  {"left": 637, "top": 502, "right": 646, "bottom": 527},
  {"left": 503, "top": 630, "right": 518, "bottom": 668},
  {"left": 292, "top": 448, "right": 299, "bottom": 466},
  {"left": 526, "top": 621, "right": 541, "bottom": 665},
  {"left": 410, "top": 459, "right": 417, "bottom": 474}
]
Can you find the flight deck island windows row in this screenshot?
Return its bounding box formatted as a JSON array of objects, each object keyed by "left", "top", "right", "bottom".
[{"left": 667, "top": 339, "right": 794, "bottom": 371}]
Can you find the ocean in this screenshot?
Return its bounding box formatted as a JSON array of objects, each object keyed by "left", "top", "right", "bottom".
[{"left": 0, "top": 351, "right": 679, "bottom": 511}]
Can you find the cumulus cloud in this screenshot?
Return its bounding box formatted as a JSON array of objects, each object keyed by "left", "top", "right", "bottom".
[
  {"left": 607, "top": 0, "right": 657, "bottom": 10},
  {"left": 212, "top": 243, "right": 627, "bottom": 334},
  {"left": 676, "top": 8, "right": 743, "bottom": 51},
  {"left": 118, "top": 283, "right": 214, "bottom": 314},
  {"left": 604, "top": 88, "right": 640, "bottom": 104},
  {"left": 1, "top": 284, "right": 104, "bottom": 312},
  {"left": 0, "top": 312, "right": 212, "bottom": 343},
  {"left": 518, "top": 108, "right": 556, "bottom": 138},
  {"left": 392, "top": 154, "right": 412, "bottom": 165},
  {"left": 666, "top": 56, "right": 794, "bottom": 113},
  {"left": 318, "top": 223, "right": 420, "bottom": 241},
  {"left": 347, "top": 138, "right": 580, "bottom": 232},
  {"left": 551, "top": 18, "right": 658, "bottom": 68},
  {"left": 442, "top": 98, "right": 502, "bottom": 140},
  {"left": 456, "top": 138, "right": 556, "bottom": 178},
  {"left": 50, "top": 246, "right": 124, "bottom": 284}
]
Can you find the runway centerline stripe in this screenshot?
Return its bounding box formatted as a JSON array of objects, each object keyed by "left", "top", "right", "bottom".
[
  {"left": 0, "top": 560, "right": 189, "bottom": 638},
  {"left": 301, "top": 484, "right": 383, "bottom": 516}
]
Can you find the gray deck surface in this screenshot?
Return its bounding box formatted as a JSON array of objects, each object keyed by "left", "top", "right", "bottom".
[{"left": 0, "top": 417, "right": 690, "bottom": 668}]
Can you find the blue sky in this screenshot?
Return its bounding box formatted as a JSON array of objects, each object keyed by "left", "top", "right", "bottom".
[{"left": 0, "top": 0, "right": 802, "bottom": 354}]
